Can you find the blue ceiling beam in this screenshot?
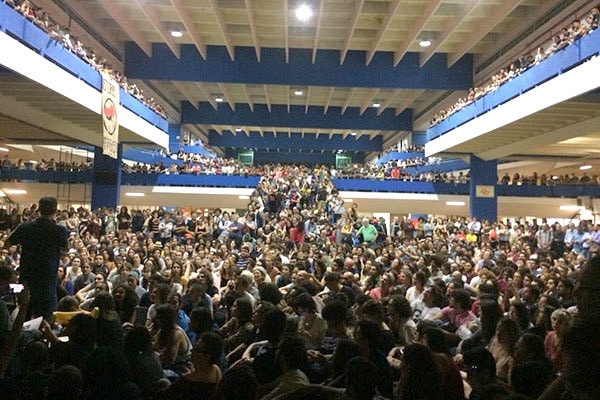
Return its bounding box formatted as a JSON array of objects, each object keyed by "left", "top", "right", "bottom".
[
  {"left": 124, "top": 43, "right": 473, "bottom": 90},
  {"left": 182, "top": 102, "right": 412, "bottom": 131},
  {"left": 209, "top": 130, "right": 383, "bottom": 152}
]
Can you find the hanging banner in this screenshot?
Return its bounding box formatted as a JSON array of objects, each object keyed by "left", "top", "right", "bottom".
[{"left": 101, "top": 72, "right": 119, "bottom": 158}]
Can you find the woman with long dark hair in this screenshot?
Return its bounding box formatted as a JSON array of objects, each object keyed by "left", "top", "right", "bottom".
[
  {"left": 158, "top": 332, "right": 224, "bottom": 400},
  {"left": 151, "top": 304, "right": 193, "bottom": 375},
  {"left": 124, "top": 326, "right": 163, "bottom": 396},
  {"left": 396, "top": 343, "right": 443, "bottom": 400}
]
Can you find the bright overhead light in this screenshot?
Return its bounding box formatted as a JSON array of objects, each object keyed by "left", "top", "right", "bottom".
[
  {"left": 350, "top": 131, "right": 357, "bottom": 136},
  {"left": 295, "top": 4, "right": 313, "bottom": 21},
  {"left": 342, "top": 198, "right": 353, "bottom": 202},
  {"left": 419, "top": 39, "right": 431, "bottom": 47},
  {"left": 294, "top": 90, "right": 303, "bottom": 96},
  {"left": 580, "top": 164, "right": 592, "bottom": 170},
  {"left": 235, "top": 128, "right": 242, "bottom": 132},
  {"left": 4, "top": 189, "right": 27, "bottom": 195},
  {"left": 239, "top": 195, "right": 250, "bottom": 200},
  {"left": 372, "top": 102, "right": 381, "bottom": 108},
  {"left": 446, "top": 201, "right": 465, "bottom": 206},
  {"left": 215, "top": 97, "right": 224, "bottom": 103},
  {"left": 559, "top": 205, "right": 583, "bottom": 211},
  {"left": 0, "top": 147, "right": 8, "bottom": 152},
  {"left": 170, "top": 30, "right": 183, "bottom": 38},
  {"left": 125, "top": 192, "right": 145, "bottom": 197}
]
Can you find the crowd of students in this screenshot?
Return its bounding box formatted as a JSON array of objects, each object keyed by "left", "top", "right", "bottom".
[
  {"left": 0, "top": 163, "right": 600, "bottom": 399},
  {"left": 3, "top": 152, "right": 600, "bottom": 189},
  {"left": 429, "top": 6, "right": 600, "bottom": 127},
  {"left": 3, "top": 0, "right": 168, "bottom": 119}
]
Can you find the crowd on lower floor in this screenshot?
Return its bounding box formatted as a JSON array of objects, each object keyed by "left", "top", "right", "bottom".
[{"left": 0, "top": 164, "right": 599, "bottom": 399}]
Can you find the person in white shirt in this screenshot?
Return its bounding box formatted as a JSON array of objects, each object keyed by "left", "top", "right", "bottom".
[{"left": 411, "top": 285, "right": 444, "bottom": 323}]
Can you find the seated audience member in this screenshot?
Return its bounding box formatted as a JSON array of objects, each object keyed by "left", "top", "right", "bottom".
[
  {"left": 219, "top": 297, "right": 255, "bottom": 353},
  {"left": 293, "top": 293, "right": 327, "bottom": 350},
  {"left": 354, "top": 320, "right": 393, "bottom": 399},
  {"left": 432, "top": 288, "right": 476, "bottom": 343},
  {"left": 513, "top": 333, "right": 552, "bottom": 370},
  {"left": 219, "top": 365, "right": 258, "bottom": 400},
  {"left": 187, "top": 306, "right": 215, "bottom": 344},
  {"left": 316, "top": 300, "right": 349, "bottom": 356},
  {"left": 487, "top": 317, "right": 520, "bottom": 381},
  {"left": 123, "top": 326, "right": 163, "bottom": 396},
  {"left": 396, "top": 343, "right": 443, "bottom": 400},
  {"left": 150, "top": 304, "right": 193, "bottom": 376},
  {"left": 544, "top": 308, "right": 572, "bottom": 374},
  {"left": 158, "top": 332, "right": 223, "bottom": 400},
  {"left": 244, "top": 307, "right": 287, "bottom": 386},
  {"left": 90, "top": 292, "right": 123, "bottom": 350},
  {"left": 336, "top": 356, "right": 387, "bottom": 400},
  {"left": 1, "top": 340, "right": 50, "bottom": 400},
  {"left": 82, "top": 346, "right": 141, "bottom": 400},
  {"left": 262, "top": 335, "right": 310, "bottom": 399},
  {"left": 411, "top": 284, "right": 444, "bottom": 323},
  {"left": 44, "top": 365, "right": 84, "bottom": 400},
  {"left": 388, "top": 294, "right": 417, "bottom": 347},
  {"left": 43, "top": 313, "right": 97, "bottom": 371},
  {"left": 422, "top": 327, "right": 465, "bottom": 400},
  {"left": 510, "top": 360, "right": 552, "bottom": 398},
  {"left": 145, "top": 283, "right": 171, "bottom": 327},
  {"left": 112, "top": 283, "right": 139, "bottom": 330},
  {"left": 319, "top": 338, "right": 362, "bottom": 388},
  {"left": 462, "top": 347, "right": 511, "bottom": 400}
]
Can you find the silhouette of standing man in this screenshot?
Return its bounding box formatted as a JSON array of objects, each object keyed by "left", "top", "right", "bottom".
[{"left": 7, "top": 197, "right": 68, "bottom": 319}]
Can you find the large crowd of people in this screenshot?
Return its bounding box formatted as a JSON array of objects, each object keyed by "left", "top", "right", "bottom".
[
  {"left": 0, "top": 163, "right": 600, "bottom": 400},
  {"left": 3, "top": 0, "right": 168, "bottom": 119},
  {"left": 430, "top": 6, "right": 600, "bottom": 127},
  {"left": 3, "top": 152, "right": 600, "bottom": 188}
]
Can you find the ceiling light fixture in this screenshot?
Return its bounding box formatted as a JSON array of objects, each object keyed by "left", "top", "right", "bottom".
[
  {"left": 580, "top": 164, "right": 592, "bottom": 170},
  {"left": 215, "top": 97, "right": 224, "bottom": 103},
  {"left": 295, "top": 4, "right": 313, "bottom": 21},
  {"left": 342, "top": 198, "right": 353, "bottom": 202},
  {"left": 239, "top": 195, "right": 250, "bottom": 200},
  {"left": 559, "top": 205, "right": 583, "bottom": 211},
  {"left": 125, "top": 192, "right": 145, "bottom": 197},
  {"left": 235, "top": 128, "right": 242, "bottom": 132},
  {"left": 0, "top": 147, "right": 8, "bottom": 152},
  {"left": 350, "top": 131, "right": 357, "bottom": 136},
  {"left": 419, "top": 39, "right": 431, "bottom": 47},
  {"left": 294, "top": 90, "right": 303, "bottom": 96},
  {"left": 372, "top": 102, "right": 381, "bottom": 108},
  {"left": 4, "top": 189, "right": 27, "bottom": 195},
  {"left": 446, "top": 201, "right": 465, "bottom": 206},
  {"left": 170, "top": 30, "right": 183, "bottom": 38}
]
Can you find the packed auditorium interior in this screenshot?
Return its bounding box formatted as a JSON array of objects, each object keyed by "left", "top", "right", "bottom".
[{"left": 1, "top": 1, "right": 600, "bottom": 399}]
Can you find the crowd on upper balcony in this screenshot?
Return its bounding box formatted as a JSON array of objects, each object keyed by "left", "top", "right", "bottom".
[
  {"left": 4, "top": 151, "right": 600, "bottom": 188},
  {"left": 2, "top": 0, "right": 168, "bottom": 119},
  {"left": 429, "top": 5, "right": 600, "bottom": 127},
  {"left": 498, "top": 171, "right": 600, "bottom": 186}
]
